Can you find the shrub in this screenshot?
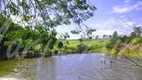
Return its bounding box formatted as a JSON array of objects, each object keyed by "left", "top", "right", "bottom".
[
  {"left": 77, "top": 43, "right": 90, "bottom": 53},
  {"left": 64, "top": 46, "right": 77, "bottom": 53},
  {"left": 58, "top": 41, "right": 63, "bottom": 48},
  {"left": 44, "top": 48, "right": 52, "bottom": 57},
  {"left": 106, "top": 36, "right": 132, "bottom": 50},
  {"left": 106, "top": 39, "right": 118, "bottom": 49},
  {"left": 119, "top": 36, "right": 131, "bottom": 43},
  {"left": 131, "top": 37, "right": 142, "bottom": 44}
]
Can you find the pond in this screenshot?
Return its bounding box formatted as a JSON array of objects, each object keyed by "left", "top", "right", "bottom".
[{"left": 0, "top": 53, "right": 142, "bottom": 80}]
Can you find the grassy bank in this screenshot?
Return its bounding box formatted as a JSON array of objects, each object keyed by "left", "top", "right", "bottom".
[
  {"left": 63, "top": 39, "right": 142, "bottom": 59},
  {"left": 104, "top": 44, "right": 142, "bottom": 59}
]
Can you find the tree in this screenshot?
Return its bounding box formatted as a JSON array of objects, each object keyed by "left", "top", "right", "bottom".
[
  {"left": 0, "top": 0, "right": 97, "bottom": 59},
  {"left": 130, "top": 32, "right": 137, "bottom": 37},
  {"left": 103, "top": 35, "right": 106, "bottom": 39},
  {"left": 0, "top": 16, "right": 25, "bottom": 59},
  {"left": 86, "top": 28, "right": 96, "bottom": 39},
  {"left": 133, "top": 27, "right": 142, "bottom": 37},
  {"left": 95, "top": 35, "right": 99, "bottom": 39},
  {"left": 57, "top": 41, "right": 63, "bottom": 49},
  {"left": 1, "top": 0, "right": 96, "bottom": 45},
  {"left": 0, "top": 0, "right": 96, "bottom": 28},
  {"left": 79, "top": 38, "right": 83, "bottom": 43},
  {"left": 71, "top": 28, "right": 96, "bottom": 41},
  {"left": 35, "top": 25, "right": 57, "bottom": 51},
  {"left": 77, "top": 43, "right": 89, "bottom": 53},
  {"left": 112, "top": 31, "right": 118, "bottom": 39},
  {"left": 109, "top": 35, "right": 112, "bottom": 38}
]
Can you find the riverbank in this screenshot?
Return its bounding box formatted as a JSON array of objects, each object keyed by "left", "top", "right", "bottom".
[
  {"left": 0, "top": 39, "right": 141, "bottom": 60},
  {"left": 64, "top": 39, "right": 142, "bottom": 59},
  {"left": 104, "top": 44, "right": 142, "bottom": 59}
]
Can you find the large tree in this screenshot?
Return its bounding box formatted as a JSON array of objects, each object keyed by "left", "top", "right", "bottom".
[
  {"left": 112, "top": 31, "right": 118, "bottom": 39},
  {"left": 130, "top": 31, "right": 137, "bottom": 37},
  {"left": 0, "top": 0, "right": 96, "bottom": 59},
  {"left": 133, "top": 27, "right": 142, "bottom": 37},
  {"left": 0, "top": 0, "right": 96, "bottom": 28}
]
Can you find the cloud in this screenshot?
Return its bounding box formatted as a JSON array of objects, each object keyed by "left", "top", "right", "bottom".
[
  {"left": 90, "top": 18, "right": 120, "bottom": 30},
  {"left": 112, "top": 1, "right": 142, "bottom": 13},
  {"left": 93, "top": 30, "right": 114, "bottom": 36},
  {"left": 89, "top": 17, "right": 139, "bottom": 36},
  {"left": 124, "top": 0, "right": 131, "bottom": 3}
]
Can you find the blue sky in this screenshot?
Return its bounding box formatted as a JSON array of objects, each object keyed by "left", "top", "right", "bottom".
[{"left": 56, "top": 0, "right": 142, "bottom": 39}]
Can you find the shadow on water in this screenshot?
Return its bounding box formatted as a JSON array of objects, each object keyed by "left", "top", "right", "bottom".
[{"left": 0, "top": 53, "right": 142, "bottom": 80}]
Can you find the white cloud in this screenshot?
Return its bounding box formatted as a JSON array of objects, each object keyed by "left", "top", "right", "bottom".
[
  {"left": 55, "top": 17, "right": 141, "bottom": 39},
  {"left": 112, "top": 1, "right": 142, "bottom": 13},
  {"left": 89, "top": 17, "right": 140, "bottom": 36},
  {"left": 124, "top": 0, "right": 131, "bottom": 3},
  {"left": 94, "top": 30, "right": 114, "bottom": 36},
  {"left": 90, "top": 18, "right": 119, "bottom": 30}
]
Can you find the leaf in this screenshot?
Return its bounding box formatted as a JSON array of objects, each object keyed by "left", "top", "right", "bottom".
[
  {"left": 60, "top": 3, "right": 67, "bottom": 9},
  {"left": 75, "top": 0, "right": 80, "bottom": 4},
  {"left": 89, "top": 6, "right": 97, "bottom": 11}
]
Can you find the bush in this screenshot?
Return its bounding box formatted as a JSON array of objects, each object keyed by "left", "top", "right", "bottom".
[
  {"left": 64, "top": 46, "right": 77, "bottom": 53},
  {"left": 119, "top": 36, "right": 131, "bottom": 43},
  {"left": 77, "top": 43, "right": 90, "bottom": 53},
  {"left": 106, "top": 39, "right": 118, "bottom": 49},
  {"left": 106, "top": 36, "right": 132, "bottom": 49},
  {"left": 131, "top": 37, "right": 142, "bottom": 44},
  {"left": 44, "top": 48, "right": 52, "bottom": 57},
  {"left": 58, "top": 41, "right": 63, "bottom": 48}
]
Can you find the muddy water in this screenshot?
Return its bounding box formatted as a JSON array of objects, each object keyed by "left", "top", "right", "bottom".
[{"left": 0, "top": 53, "right": 142, "bottom": 80}]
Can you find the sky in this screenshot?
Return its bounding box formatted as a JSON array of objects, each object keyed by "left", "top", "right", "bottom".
[{"left": 56, "top": 0, "right": 142, "bottom": 39}]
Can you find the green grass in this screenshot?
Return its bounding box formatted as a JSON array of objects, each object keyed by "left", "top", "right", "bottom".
[
  {"left": 64, "top": 39, "right": 142, "bottom": 59},
  {"left": 67, "top": 39, "right": 109, "bottom": 47},
  {"left": 64, "top": 39, "right": 110, "bottom": 53},
  {"left": 104, "top": 48, "right": 142, "bottom": 59}
]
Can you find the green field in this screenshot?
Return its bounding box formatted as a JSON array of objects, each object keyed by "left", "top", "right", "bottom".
[
  {"left": 64, "top": 39, "right": 110, "bottom": 53},
  {"left": 63, "top": 39, "right": 142, "bottom": 59}
]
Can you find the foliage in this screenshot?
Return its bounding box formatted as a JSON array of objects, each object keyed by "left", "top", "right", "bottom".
[
  {"left": 59, "top": 32, "right": 70, "bottom": 39},
  {"left": 0, "top": 16, "right": 24, "bottom": 57},
  {"left": 112, "top": 31, "right": 118, "bottom": 39},
  {"left": 106, "top": 38, "right": 118, "bottom": 49},
  {"left": 130, "top": 32, "right": 137, "bottom": 37},
  {"left": 35, "top": 25, "right": 57, "bottom": 50},
  {"left": 0, "top": 16, "right": 59, "bottom": 59},
  {"left": 106, "top": 27, "right": 142, "bottom": 51},
  {"left": 0, "top": 0, "right": 96, "bottom": 59},
  {"left": 71, "top": 30, "right": 81, "bottom": 35},
  {"left": 109, "top": 35, "right": 112, "bottom": 38},
  {"left": 5, "top": 29, "right": 39, "bottom": 48},
  {"left": 57, "top": 41, "right": 63, "bottom": 48},
  {"left": 119, "top": 35, "right": 131, "bottom": 43},
  {"left": 71, "top": 28, "right": 96, "bottom": 40},
  {"left": 0, "top": 0, "right": 96, "bottom": 27},
  {"left": 103, "top": 35, "right": 106, "bottom": 38},
  {"left": 78, "top": 38, "right": 83, "bottom": 42},
  {"left": 106, "top": 36, "right": 131, "bottom": 50},
  {"left": 77, "top": 43, "right": 90, "bottom": 53},
  {"left": 44, "top": 48, "right": 52, "bottom": 57},
  {"left": 64, "top": 46, "right": 78, "bottom": 53},
  {"left": 95, "top": 35, "right": 99, "bottom": 39},
  {"left": 133, "top": 27, "right": 142, "bottom": 37},
  {"left": 131, "top": 37, "right": 142, "bottom": 44}
]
